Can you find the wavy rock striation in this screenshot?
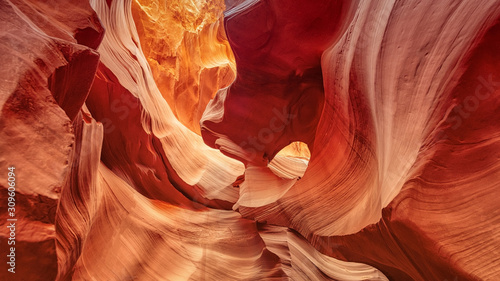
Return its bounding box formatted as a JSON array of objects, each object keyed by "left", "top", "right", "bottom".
[{"left": 202, "top": 0, "right": 500, "bottom": 280}]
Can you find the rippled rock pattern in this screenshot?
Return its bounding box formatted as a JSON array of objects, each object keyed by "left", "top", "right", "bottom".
[{"left": 0, "top": 0, "right": 499, "bottom": 280}]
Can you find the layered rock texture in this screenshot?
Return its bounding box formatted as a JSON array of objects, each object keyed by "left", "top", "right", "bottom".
[{"left": 0, "top": 0, "right": 499, "bottom": 280}]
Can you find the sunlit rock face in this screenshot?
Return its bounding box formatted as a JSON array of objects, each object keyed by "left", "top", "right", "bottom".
[
  {"left": 132, "top": 0, "right": 235, "bottom": 134},
  {"left": 0, "top": 0, "right": 499, "bottom": 281}
]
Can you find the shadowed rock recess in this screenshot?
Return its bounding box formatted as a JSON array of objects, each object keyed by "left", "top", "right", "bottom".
[{"left": 0, "top": 0, "right": 499, "bottom": 280}]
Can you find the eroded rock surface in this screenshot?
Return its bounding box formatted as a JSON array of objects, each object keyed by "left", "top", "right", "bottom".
[{"left": 1, "top": 0, "right": 499, "bottom": 280}]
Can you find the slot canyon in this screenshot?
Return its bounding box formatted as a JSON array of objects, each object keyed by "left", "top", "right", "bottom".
[{"left": 0, "top": 0, "right": 500, "bottom": 280}]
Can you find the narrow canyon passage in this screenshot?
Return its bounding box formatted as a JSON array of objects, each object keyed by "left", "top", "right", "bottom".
[{"left": 0, "top": 0, "right": 499, "bottom": 280}]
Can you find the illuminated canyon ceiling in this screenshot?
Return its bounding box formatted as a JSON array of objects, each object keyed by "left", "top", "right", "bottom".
[{"left": 0, "top": 0, "right": 500, "bottom": 280}]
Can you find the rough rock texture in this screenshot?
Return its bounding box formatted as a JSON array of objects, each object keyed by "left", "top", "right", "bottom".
[
  {"left": 132, "top": 0, "right": 235, "bottom": 134},
  {"left": 1, "top": 0, "right": 499, "bottom": 280},
  {"left": 0, "top": 0, "right": 102, "bottom": 280}
]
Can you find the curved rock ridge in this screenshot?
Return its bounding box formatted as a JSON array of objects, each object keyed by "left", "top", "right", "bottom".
[
  {"left": 200, "top": 0, "right": 359, "bottom": 212},
  {"left": 55, "top": 113, "right": 283, "bottom": 280},
  {"left": 214, "top": 0, "right": 500, "bottom": 235},
  {"left": 259, "top": 225, "right": 388, "bottom": 281},
  {"left": 89, "top": 0, "right": 245, "bottom": 205},
  {"left": 312, "top": 13, "right": 500, "bottom": 280}
]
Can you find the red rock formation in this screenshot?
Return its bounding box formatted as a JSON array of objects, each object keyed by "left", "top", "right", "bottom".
[
  {"left": 204, "top": 1, "right": 500, "bottom": 280},
  {"left": 1, "top": 0, "right": 499, "bottom": 280},
  {"left": 0, "top": 0, "right": 102, "bottom": 280},
  {"left": 202, "top": 0, "right": 357, "bottom": 165},
  {"left": 314, "top": 17, "right": 500, "bottom": 281}
]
